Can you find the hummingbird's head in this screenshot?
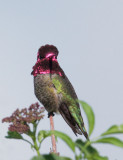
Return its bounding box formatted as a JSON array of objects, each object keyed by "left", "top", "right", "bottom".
[
  {"left": 31, "top": 44, "right": 63, "bottom": 77},
  {"left": 37, "top": 44, "right": 59, "bottom": 61}
]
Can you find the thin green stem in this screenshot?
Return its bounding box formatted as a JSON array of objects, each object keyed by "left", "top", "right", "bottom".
[
  {"left": 39, "top": 139, "right": 44, "bottom": 150},
  {"left": 84, "top": 141, "right": 91, "bottom": 148},
  {"left": 32, "top": 137, "right": 40, "bottom": 156},
  {"left": 20, "top": 122, "right": 41, "bottom": 156},
  {"left": 31, "top": 122, "right": 40, "bottom": 156},
  {"left": 22, "top": 138, "right": 33, "bottom": 146},
  {"left": 90, "top": 135, "right": 101, "bottom": 143}
]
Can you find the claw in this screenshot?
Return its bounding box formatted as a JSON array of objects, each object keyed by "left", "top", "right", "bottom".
[{"left": 48, "top": 112, "right": 55, "bottom": 118}]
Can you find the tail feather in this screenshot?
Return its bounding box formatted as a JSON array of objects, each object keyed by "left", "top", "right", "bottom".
[{"left": 59, "top": 103, "right": 87, "bottom": 137}]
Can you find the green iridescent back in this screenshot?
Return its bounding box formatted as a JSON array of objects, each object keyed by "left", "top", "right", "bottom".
[{"left": 52, "top": 74, "right": 88, "bottom": 137}]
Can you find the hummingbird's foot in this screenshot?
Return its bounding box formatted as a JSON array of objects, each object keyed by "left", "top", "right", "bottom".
[{"left": 48, "top": 112, "right": 55, "bottom": 118}]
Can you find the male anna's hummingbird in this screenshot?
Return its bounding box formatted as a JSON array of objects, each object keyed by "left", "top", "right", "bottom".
[{"left": 31, "top": 44, "right": 89, "bottom": 139}]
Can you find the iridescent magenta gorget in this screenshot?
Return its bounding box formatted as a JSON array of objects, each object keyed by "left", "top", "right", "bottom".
[{"left": 31, "top": 52, "right": 63, "bottom": 77}]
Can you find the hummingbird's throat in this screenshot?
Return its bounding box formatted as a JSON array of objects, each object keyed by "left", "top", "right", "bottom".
[{"left": 31, "top": 57, "right": 64, "bottom": 77}]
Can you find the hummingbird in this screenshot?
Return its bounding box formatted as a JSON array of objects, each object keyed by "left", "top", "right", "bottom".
[{"left": 31, "top": 44, "right": 89, "bottom": 139}]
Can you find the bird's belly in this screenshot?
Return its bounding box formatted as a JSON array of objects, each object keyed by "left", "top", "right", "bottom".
[{"left": 34, "top": 74, "right": 60, "bottom": 113}]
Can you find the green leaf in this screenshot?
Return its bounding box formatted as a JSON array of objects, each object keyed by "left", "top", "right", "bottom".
[
  {"left": 5, "top": 131, "right": 23, "bottom": 139},
  {"left": 31, "top": 155, "right": 45, "bottom": 160},
  {"left": 31, "top": 154, "right": 72, "bottom": 160},
  {"left": 76, "top": 139, "right": 98, "bottom": 156},
  {"left": 75, "top": 154, "right": 82, "bottom": 160},
  {"left": 101, "top": 124, "right": 123, "bottom": 136},
  {"left": 75, "top": 139, "right": 108, "bottom": 160},
  {"left": 38, "top": 130, "right": 75, "bottom": 152},
  {"left": 79, "top": 101, "right": 95, "bottom": 136},
  {"left": 92, "top": 137, "right": 123, "bottom": 148},
  {"left": 38, "top": 130, "right": 50, "bottom": 143},
  {"left": 92, "top": 155, "right": 108, "bottom": 160},
  {"left": 52, "top": 130, "right": 75, "bottom": 152}
]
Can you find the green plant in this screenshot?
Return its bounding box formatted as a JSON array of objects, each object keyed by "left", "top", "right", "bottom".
[{"left": 2, "top": 101, "right": 123, "bottom": 160}]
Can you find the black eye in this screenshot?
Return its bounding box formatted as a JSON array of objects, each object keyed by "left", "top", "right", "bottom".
[
  {"left": 37, "top": 55, "right": 45, "bottom": 60},
  {"left": 39, "top": 55, "right": 45, "bottom": 59}
]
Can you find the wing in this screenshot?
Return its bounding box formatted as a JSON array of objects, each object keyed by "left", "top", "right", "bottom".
[{"left": 52, "top": 73, "right": 89, "bottom": 139}]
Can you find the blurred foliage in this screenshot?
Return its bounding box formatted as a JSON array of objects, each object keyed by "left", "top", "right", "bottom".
[
  {"left": 38, "top": 130, "right": 75, "bottom": 152},
  {"left": 3, "top": 101, "right": 123, "bottom": 160},
  {"left": 79, "top": 101, "right": 95, "bottom": 136},
  {"left": 5, "top": 131, "right": 23, "bottom": 139},
  {"left": 31, "top": 154, "right": 72, "bottom": 160}
]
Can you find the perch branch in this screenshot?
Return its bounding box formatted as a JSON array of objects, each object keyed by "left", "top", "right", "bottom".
[{"left": 49, "top": 115, "right": 57, "bottom": 153}]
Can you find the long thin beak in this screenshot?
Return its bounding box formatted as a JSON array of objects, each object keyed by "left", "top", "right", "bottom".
[
  {"left": 46, "top": 53, "right": 56, "bottom": 78},
  {"left": 49, "top": 57, "right": 53, "bottom": 78}
]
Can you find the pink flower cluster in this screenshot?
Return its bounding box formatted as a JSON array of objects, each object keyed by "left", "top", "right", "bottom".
[{"left": 2, "top": 103, "right": 45, "bottom": 134}]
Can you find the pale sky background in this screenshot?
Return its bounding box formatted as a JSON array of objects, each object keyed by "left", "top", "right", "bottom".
[{"left": 0, "top": 0, "right": 123, "bottom": 160}]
